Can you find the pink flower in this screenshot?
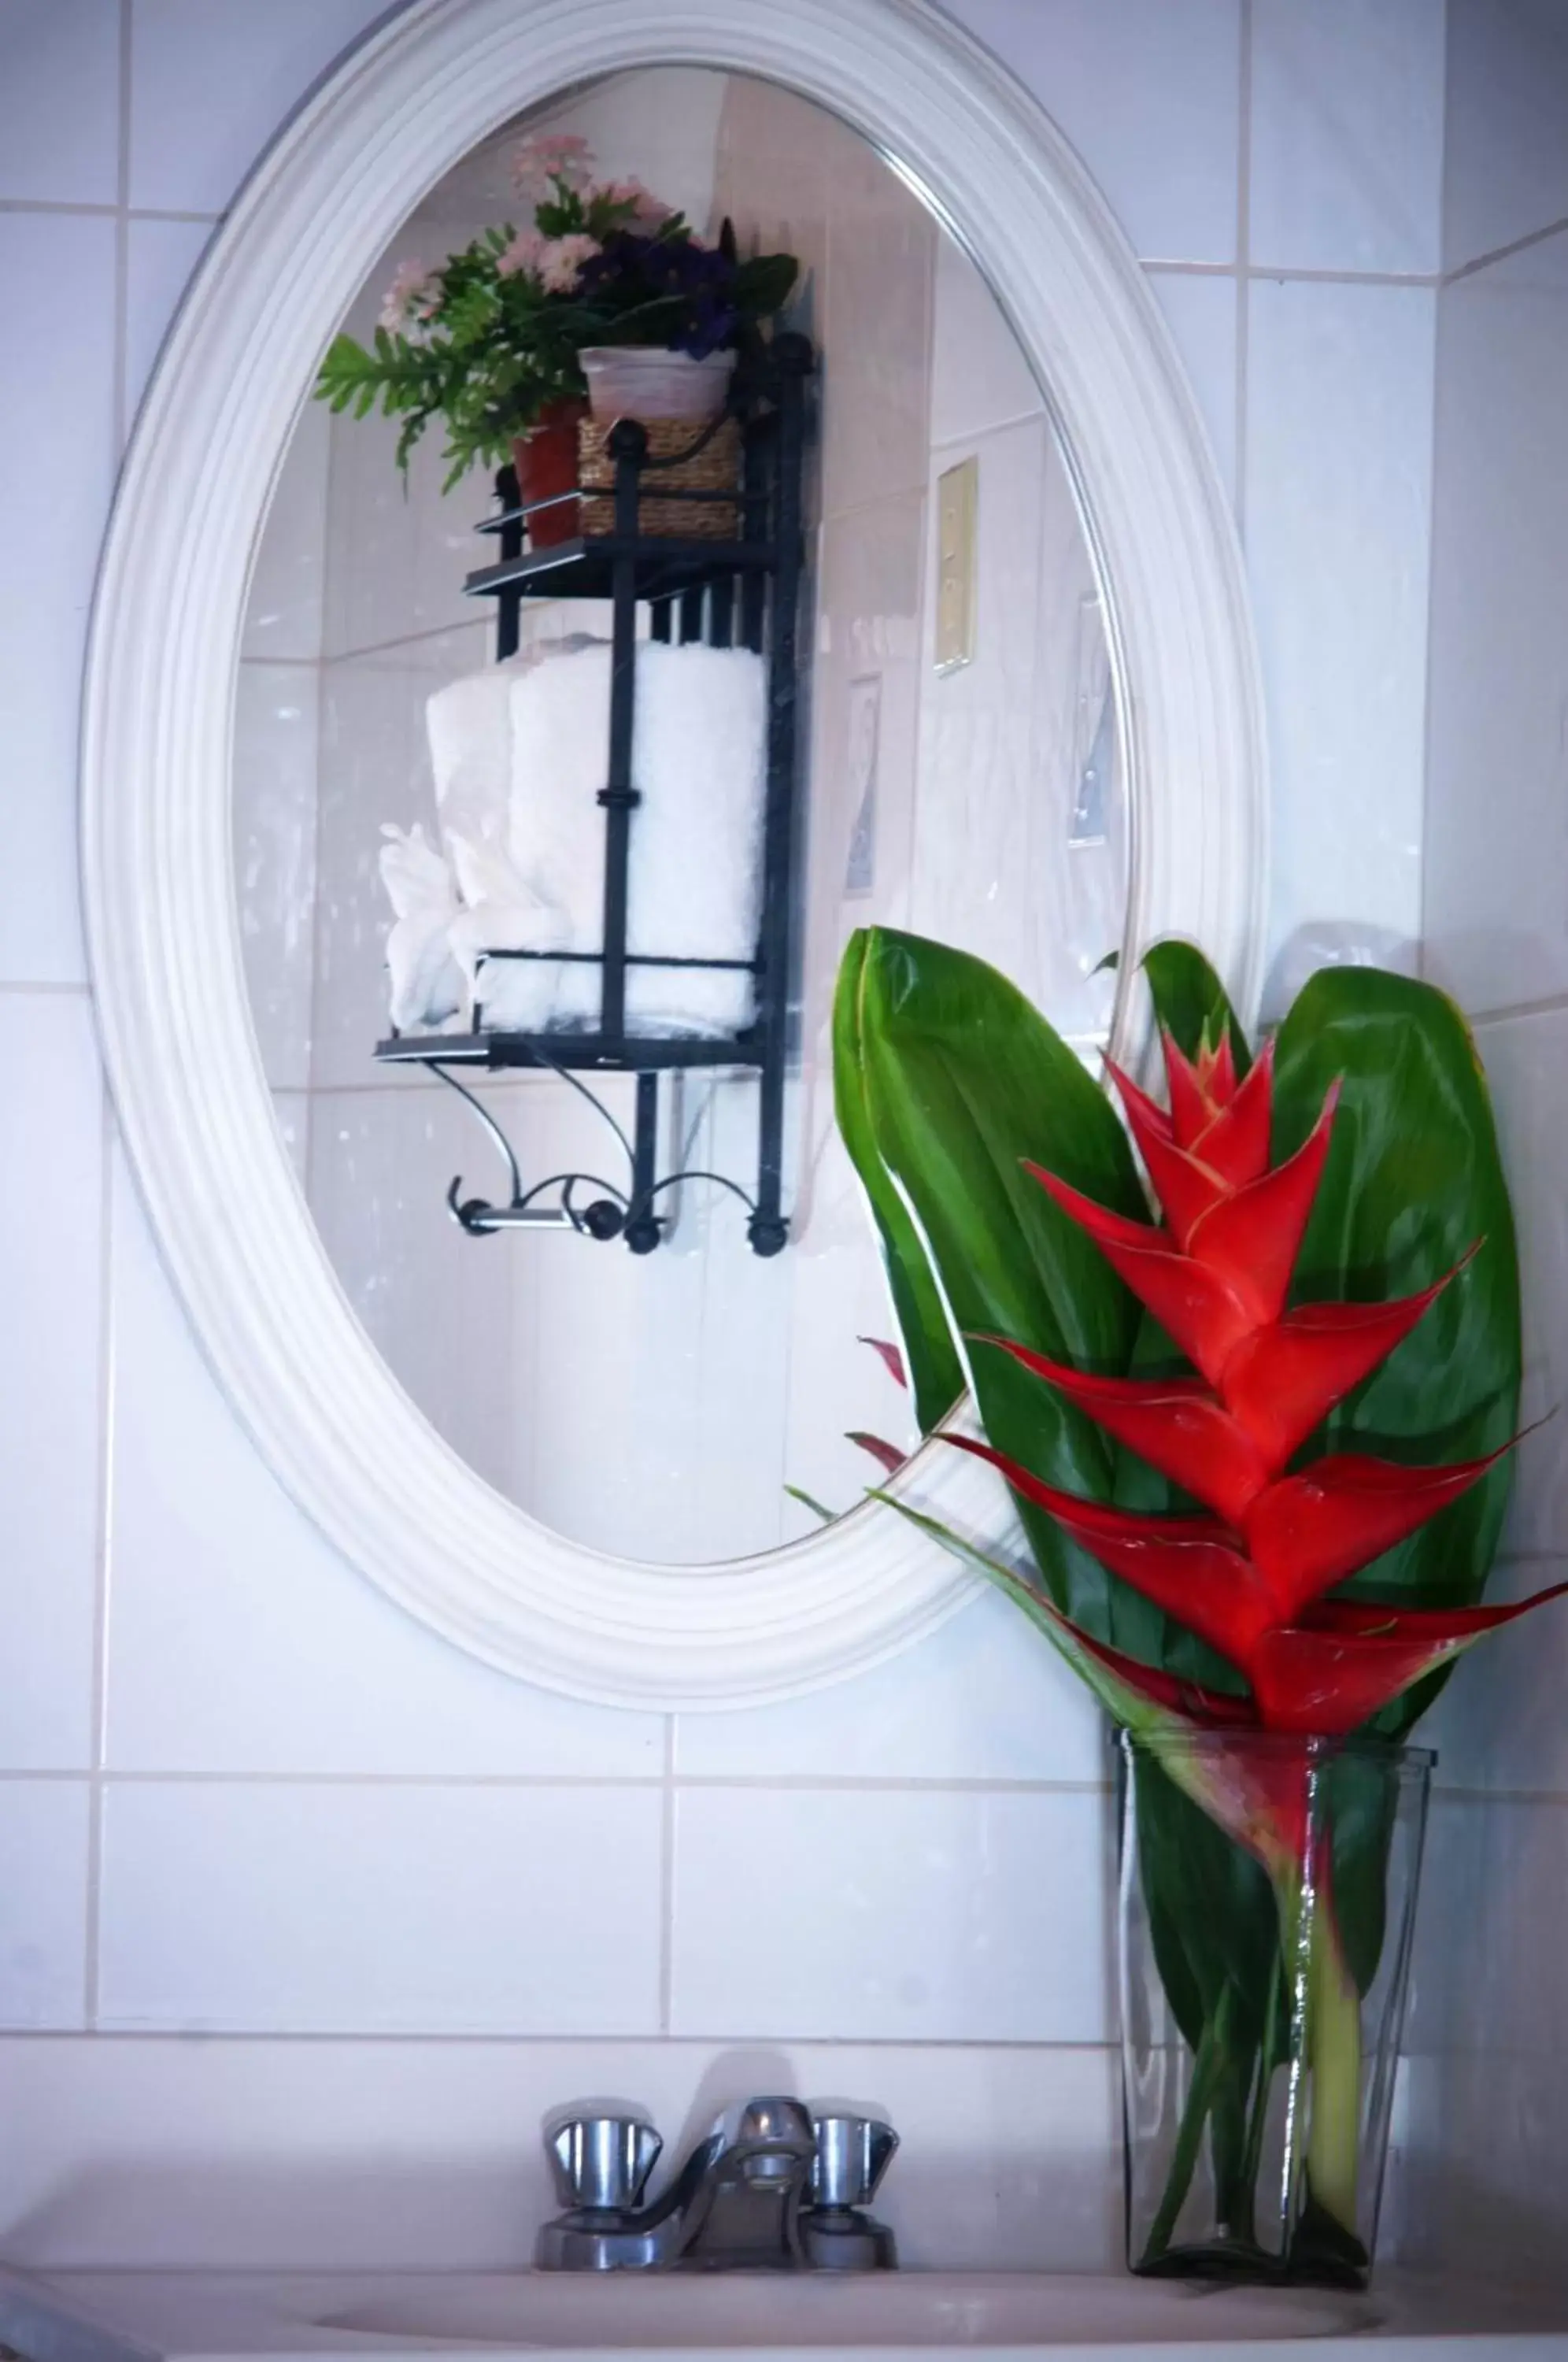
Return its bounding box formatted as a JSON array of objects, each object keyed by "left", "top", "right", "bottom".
[
  {"left": 512, "top": 132, "right": 594, "bottom": 201},
  {"left": 378, "top": 260, "right": 438, "bottom": 334},
  {"left": 497, "top": 226, "right": 548, "bottom": 280},
  {"left": 598, "top": 176, "right": 675, "bottom": 228},
  {"left": 538, "top": 231, "right": 600, "bottom": 293}
]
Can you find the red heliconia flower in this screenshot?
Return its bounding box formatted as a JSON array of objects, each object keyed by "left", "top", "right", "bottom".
[{"left": 952, "top": 1026, "right": 1565, "bottom": 1745}]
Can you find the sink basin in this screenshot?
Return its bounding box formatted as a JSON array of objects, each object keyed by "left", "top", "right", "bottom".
[
  {"left": 3, "top": 2265, "right": 1565, "bottom": 2360},
  {"left": 322, "top": 2272, "right": 1367, "bottom": 2348}
]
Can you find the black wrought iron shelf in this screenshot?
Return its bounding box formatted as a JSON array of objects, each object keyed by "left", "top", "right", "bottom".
[
  {"left": 463, "top": 535, "right": 780, "bottom": 605},
  {"left": 375, "top": 1030, "right": 764, "bottom": 1073},
  {"left": 374, "top": 331, "right": 812, "bottom": 1257}
]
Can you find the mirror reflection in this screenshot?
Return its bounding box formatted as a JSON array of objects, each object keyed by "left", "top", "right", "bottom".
[{"left": 234, "top": 66, "right": 1127, "bottom": 1565}]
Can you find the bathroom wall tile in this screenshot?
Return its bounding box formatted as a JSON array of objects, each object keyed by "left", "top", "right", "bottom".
[
  {"left": 0, "top": 212, "right": 116, "bottom": 986},
  {"left": 0, "top": 0, "right": 120, "bottom": 205},
  {"left": 1249, "top": 0, "right": 1444, "bottom": 276},
  {"left": 908, "top": 416, "right": 1123, "bottom": 1046},
  {"left": 930, "top": 229, "right": 1044, "bottom": 449},
  {"left": 123, "top": 217, "right": 213, "bottom": 434},
  {"left": 1145, "top": 268, "right": 1239, "bottom": 505},
  {"left": 97, "top": 1781, "right": 664, "bottom": 2034},
  {"left": 675, "top": 1583, "right": 1104, "bottom": 1785},
  {"left": 1244, "top": 279, "right": 1434, "bottom": 1009},
  {"left": 1398, "top": 1794, "right": 1568, "bottom": 2282},
  {"left": 712, "top": 73, "right": 830, "bottom": 349},
  {"left": 1396, "top": 2038, "right": 1568, "bottom": 2280},
  {"left": 671, "top": 1786, "right": 1111, "bottom": 2044},
  {"left": 1422, "top": 1557, "right": 1568, "bottom": 1801},
  {"left": 232, "top": 661, "right": 318, "bottom": 1094},
  {"left": 104, "top": 1146, "right": 664, "bottom": 1777},
  {"left": 1422, "top": 231, "right": 1568, "bottom": 1018},
  {"left": 1413, "top": 1795, "right": 1568, "bottom": 2041},
  {"left": 309, "top": 628, "right": 489, "bottom": 1090},
  {"left": 319, "top": 284, "right": 487, "bottom": 664},
  {"left": 127, "top": 0, "right": 391, "bottom": 214},
  {"left": 1443, "top": 0, "right": 1568, "bottom": 273},
  {"left": 303, "top": 1075, "right": 527, "bottom": 1509},
  {"left": 820, "top": 117, "right": 937, "bottom": 513},
  {"left": 242, "top": 397, "right": 331, "bottom": 661},
  {"left": 0, "top": 996, "right": 103, "bottom": 1772},
  {"left": 945, "top": 0, "right": 1242, "bottom": 265},
  {"left": 795, "top": 489, "right": 926, "bottom": 1172},
  {"left": 0, "top": 2033, "right": 1117, "bottom": 2270},
  {"left": 270, "top": 1088, "right": 309, "bottom": 1191},
  {"left": 0, "top": 1785, "right": 90, "bottom": 2030},
  {"left": 1465, "top": 1007, "right": 1568, "bottom": 1565}
]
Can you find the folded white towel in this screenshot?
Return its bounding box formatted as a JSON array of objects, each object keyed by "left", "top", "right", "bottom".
[
  {"left": 379, "top": 823, "right": 464, "bottom": 1031},
  {"left": 446, "top": 828, "right": 565, "bottom": 1033}
]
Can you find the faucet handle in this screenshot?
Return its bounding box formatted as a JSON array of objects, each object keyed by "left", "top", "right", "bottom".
[
  {"left": 545, "top": 2105, "right": 663, "bottom": 2214},
  {"left": 808, "top": 2108, "right": 899, "bottom": 2209}
]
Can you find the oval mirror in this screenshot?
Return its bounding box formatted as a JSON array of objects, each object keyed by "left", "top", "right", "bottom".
[
  {"left": 84, "top": 0, "right": 1264, "bottom": 1701},
  {"left": 235, "top": 65, "right": 1130, "bottom": 1566}
]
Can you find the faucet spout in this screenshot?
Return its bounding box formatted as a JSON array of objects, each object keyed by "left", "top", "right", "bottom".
[{"left": 670, "top": 2095, "right": 816, "bottom": 2271}]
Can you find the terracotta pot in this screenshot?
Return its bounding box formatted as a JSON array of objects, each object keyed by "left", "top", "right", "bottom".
[{"left": 512, "top": 398, "right": 587, "bottom": 548}]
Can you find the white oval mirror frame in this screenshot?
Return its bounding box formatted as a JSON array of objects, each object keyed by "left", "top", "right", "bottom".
[{"left": 82, "top": 0, "right": 1267, "bottom": 1709}]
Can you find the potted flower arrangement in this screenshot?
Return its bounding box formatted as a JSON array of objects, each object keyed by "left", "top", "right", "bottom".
[
  {"left": 834, "top": 926, "right": 1559, "bottom": 2286},
  {"left": 313, "top": 132, "right": 798, "bottom": 543}
]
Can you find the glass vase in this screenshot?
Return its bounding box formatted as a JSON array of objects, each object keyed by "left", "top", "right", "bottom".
[{"left": 1117, "top": 1729, "right": 1432, "bottom": 2289}]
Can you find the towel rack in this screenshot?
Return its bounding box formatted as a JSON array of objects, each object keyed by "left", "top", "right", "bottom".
[{"left": 374, "top": 330, "right": 812, "bottom": 1257}]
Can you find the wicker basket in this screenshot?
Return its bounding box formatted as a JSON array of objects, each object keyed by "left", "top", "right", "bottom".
[{"left": 576, "top": 415, "right": 741, "bottom": 541}]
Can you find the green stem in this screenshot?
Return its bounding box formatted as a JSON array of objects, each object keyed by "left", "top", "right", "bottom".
[
  {"left": 1231, "top": 1951, "right": 1285, "bottom": 2248},
  {"left": 1305, "top": 1882, "right": 1362, "bottom": 2238},
  {"left": 1141, "top": 1983, "right": 1235, "bottom": 2266}
]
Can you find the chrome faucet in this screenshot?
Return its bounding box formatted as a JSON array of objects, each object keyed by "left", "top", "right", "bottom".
[{"left": 536, "top": 2096, "right": 897, "bottom": 2271}]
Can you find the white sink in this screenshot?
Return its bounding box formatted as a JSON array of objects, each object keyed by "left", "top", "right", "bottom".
[{"left": 2, "top": 2266, "right": 1565, "bottom": 2361}]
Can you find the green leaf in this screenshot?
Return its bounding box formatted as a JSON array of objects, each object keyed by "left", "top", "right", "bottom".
[
  {"left": 1141, "top": 938, "right": 1252, "bottom": 1075},
  {"left": 1271, "top": 964, "right": 1522, "bottom": 1727},
  {"left": 832, "top": 931, "right": 965, "bottom": 1436},
  {"left": 843, "top": 927, "right": 1156, "bottom": 1632},
  {"left": 734, "top": 252, "right": 800, "bottom": 317}
]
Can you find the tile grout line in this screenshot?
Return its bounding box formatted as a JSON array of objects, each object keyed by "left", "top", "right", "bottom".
[
  {"left": 0, "top": 1768, "right": 1115, "bottom": 1795},
  {"left": 1442, "top": 209, "right": 1568, "bottom": 287},
  {"left": 1232, "top": 0, "right": 1253, "bottom": 545},
  {"left": 1146, "top": 257, "right": 1440, "bottom": 289},
  {"left": 0, "top": 2025, "right": 1119, "bottom": 2053},
  {"left": 288, "top": 616, "right": 494, "bottom": 667},
  {"left": 0, "top": 198, "right": 220, "bottom": 224},
  {"left": 1466, "top": 990, "right": 1568, "bottom": 1031}
]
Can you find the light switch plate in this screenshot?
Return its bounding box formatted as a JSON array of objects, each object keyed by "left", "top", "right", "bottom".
[{"left": 934, "top": 454, "right": 978, "bottom": 674}]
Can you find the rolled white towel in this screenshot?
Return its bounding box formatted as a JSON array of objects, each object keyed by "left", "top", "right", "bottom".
[
  {"left": 427, "top": 634, "right": 609, "bottom": 847},
  {"left": 425, "top": 658, "right": 526, "bottom": 847},
  {"left": 379, "top": 823, "right": 464, "bottom": 1031},
  {"left": 506, "top": 641, "right": 767, "bottom": 1038},
  {"left": 627, "top": 642, "right": 766, "bottom": 1035},
  {"left": 506, "top": 645, "right": 610, "bottom": 1027}
]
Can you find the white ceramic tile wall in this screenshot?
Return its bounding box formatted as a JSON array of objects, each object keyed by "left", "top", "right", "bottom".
[
  {"left": 1409, "top": 2, "right": 1568, "bottom": 2278},
  {"left": 1440, "top": 0, "right": 1568, "bottom": 272},
  {"left": 0, "top": 0, "right": 1474, "bottom": 2273}
]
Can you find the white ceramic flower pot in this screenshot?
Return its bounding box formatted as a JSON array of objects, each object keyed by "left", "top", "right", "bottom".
[{"left": 580, "top": 346, "right": 735, "bottom": 424}]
